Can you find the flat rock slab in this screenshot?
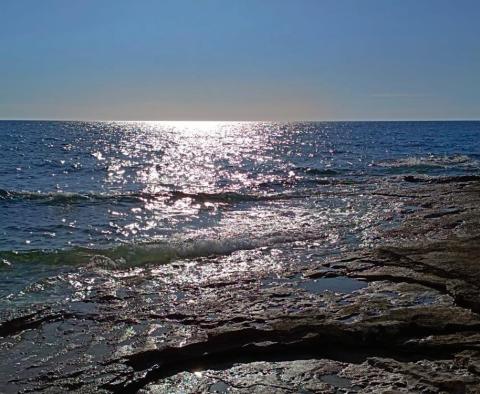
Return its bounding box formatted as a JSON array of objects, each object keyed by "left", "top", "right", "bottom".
[
  {"left": 139, "top": 356, "right": 480, "bottom": 394},
  {"left": 1, "top": 176, "right": 480, "bottom": 393}
]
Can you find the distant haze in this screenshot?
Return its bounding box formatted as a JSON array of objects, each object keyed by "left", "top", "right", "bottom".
[{"left": 1, "top": 0, "right": 479, "bottom": 121}]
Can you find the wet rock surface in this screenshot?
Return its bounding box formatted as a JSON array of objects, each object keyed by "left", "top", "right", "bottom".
[{"left": 2, "top": 177, "right": 480, "bottom": 393}]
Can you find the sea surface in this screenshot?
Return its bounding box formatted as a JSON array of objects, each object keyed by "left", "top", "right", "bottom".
[{"left": 1, "top": 121, "right": 479, "bottom": 307}]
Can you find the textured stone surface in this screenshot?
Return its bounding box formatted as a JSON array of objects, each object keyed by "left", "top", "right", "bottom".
[{"left": 1, "top": 176, "right": 480, "bottom": 393}]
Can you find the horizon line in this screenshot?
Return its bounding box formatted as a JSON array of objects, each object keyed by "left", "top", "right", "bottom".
[{"left": 1, "top": 118, "right": 479, "bottom": 123}]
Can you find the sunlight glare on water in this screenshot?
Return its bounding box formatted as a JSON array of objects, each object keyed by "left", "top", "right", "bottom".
[{"left": 0, "top": 121, "right": 479, "bottom": 269}]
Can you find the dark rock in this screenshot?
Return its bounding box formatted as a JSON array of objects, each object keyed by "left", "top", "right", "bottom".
[{"left": 2, "top": 177, "right": 480, "bottom": 393}]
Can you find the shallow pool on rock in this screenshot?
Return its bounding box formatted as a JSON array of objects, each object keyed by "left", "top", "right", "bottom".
[
  {"left": 298, "top": 277, "right": 368, "bottom": 294},
  {"left": 262, "top": 275, "right": 368, "bottom": 295}
]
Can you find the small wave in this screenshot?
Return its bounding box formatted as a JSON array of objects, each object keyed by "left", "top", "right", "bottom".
[
  {"left": 0, "top": 189, "right": 306, "bottom": 205},
  {"left": 377, "top": 154, "right": 478, "bottom": 169},
  {"left": 296, "top": 167, "right": 344, "bottom": 176},
  {"left": 0, "top": 190, "right": 137, "bottom": 204}
]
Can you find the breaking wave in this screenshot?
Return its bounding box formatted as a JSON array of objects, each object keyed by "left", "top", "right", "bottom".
[{"left": 0, "top": 232, "right": 325, "bottom": 269}]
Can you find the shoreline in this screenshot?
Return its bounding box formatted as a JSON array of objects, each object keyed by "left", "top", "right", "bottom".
[{"left": 1, "top": 175, "right": 480, "bottom": 393}]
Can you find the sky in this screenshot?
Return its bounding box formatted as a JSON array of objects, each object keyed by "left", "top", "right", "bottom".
[{"left": 0, "top": 0, "right": 479, "bottom": 121}]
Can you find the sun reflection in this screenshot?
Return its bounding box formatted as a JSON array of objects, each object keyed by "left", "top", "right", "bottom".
[
  {"left": 153, "top": 121, "right": 228, "bottom": 134},
  {"left": 34, "top": 121, "right": 392, "bottom": 254}
]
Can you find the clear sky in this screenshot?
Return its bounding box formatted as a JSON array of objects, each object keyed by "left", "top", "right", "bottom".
[{"left": 1, "top": 0, "right": 479, "bottom": 121}]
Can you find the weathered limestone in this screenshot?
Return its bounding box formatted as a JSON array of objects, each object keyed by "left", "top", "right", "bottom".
[{"left": 1, "top": 176, "right": 480, "bottom": 393}]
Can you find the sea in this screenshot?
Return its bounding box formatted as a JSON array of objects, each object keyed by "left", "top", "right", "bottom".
[{"left": 1, "top": 121, "right": 479, "bottom": 309}]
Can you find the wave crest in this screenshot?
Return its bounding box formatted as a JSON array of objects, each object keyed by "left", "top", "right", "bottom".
[{"left": 0, "top": 233, "right": 315, "bottom": 269}]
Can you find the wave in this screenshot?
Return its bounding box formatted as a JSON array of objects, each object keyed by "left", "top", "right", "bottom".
[
  {"left": 295, "top": 166, "right": 346, "bottom": 176},
  {"left": 0, "top": 232, "right": 322, "bottom": 269},
  {"left": 0, "top": 189, "right": 307, "bottom": 205},
  {"left": 0, "top": 176, "right": 359, "bottom": 205},
  {"left": 0, "top": 189, "right": 152, "bottom": 205},
  {"left": 377, "top": 154, "right": 479, "bottom": 170},
  {"left": 0, "top": 189, "right": 98, "bottom": 203}
]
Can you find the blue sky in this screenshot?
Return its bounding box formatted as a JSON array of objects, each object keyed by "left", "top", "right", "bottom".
[{"left": 1, "top": 0, "right": 479, "bottom": 120}]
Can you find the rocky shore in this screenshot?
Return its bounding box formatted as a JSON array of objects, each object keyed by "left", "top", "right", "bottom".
[{"left": 2, "top": 176, "right": 480, "bottom": 393}]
